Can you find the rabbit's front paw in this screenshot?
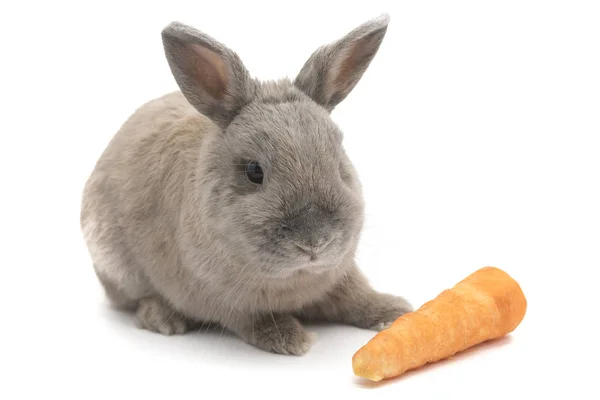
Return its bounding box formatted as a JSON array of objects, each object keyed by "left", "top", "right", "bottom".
[
  {"left": 247, "top": 314, "right": 315, "bottom": 356},
  {"left": 364, "top": 294, "right": 414, "bottom": 331},
  {"left": 135, "top": 297, "right": 189, "bottom": 335}
]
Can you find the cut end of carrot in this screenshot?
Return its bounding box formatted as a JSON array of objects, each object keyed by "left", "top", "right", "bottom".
[{"left": 459, "top": 266, "right": 528, "bottom": 336}]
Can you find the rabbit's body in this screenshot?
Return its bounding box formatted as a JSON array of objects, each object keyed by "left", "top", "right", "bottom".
[{"left": 81, "top": 15, "right": 412, "bottom": 355}]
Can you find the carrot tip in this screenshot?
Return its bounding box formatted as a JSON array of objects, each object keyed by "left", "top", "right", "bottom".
[
  {"left": 353, "top": 367, "right": 384, "bottom": 382},
  {"left": 352, "top": 352, "right": 383, "bottom": 381}
]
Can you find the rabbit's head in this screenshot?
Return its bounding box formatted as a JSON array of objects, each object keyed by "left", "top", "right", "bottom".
[{"left": 162, "top": 15, "right": 390, "bottom": 278}]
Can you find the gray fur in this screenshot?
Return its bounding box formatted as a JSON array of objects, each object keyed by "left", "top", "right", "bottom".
[{"left": 80, "top": 13, "right": 412, "bottom": 356}]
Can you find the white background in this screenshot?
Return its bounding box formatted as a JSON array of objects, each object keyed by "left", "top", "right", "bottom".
[{"left": 1, "top": 0, "right": 599, "bottom": 398}]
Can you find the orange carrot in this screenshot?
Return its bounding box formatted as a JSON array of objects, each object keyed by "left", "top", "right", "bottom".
[{"left": 352, "top": 266, "right": 527, "bottom": 381}]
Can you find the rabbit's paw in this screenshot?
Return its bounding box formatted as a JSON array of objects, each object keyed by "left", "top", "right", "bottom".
[
  {"left": 135, "top": 297, "right": 189, "bottom": 335},
  {"left": 365, "top": 294, "right": 414, "bottom": 331},
  {"left": 246, "top": 313, "right": 315, "bottom": 356}
]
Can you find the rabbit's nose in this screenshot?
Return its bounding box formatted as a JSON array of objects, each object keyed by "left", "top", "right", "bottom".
[{"left": 293, "top": 236, "right": 335, "bottom": 261}]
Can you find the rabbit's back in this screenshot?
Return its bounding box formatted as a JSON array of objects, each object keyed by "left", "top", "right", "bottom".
[
  {"left": 93, "top": 90, "right": 213, "bottom": 177},
  {"left": 80, "top": 91, "right": 215, "bottom": 307}
]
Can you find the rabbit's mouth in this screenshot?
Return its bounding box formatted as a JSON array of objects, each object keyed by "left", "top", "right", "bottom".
[
  {"left": 264, "top": 261, "right": 340, "bottom": 279},
  {"left": 282, "top": 248, "right": 346, "bottom": 275}
]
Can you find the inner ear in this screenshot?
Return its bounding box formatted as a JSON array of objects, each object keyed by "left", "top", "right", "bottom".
[
  {"left": 162, "top": 22, "right": 256, "bottom": 129},
  {"left": 182, "top": 43, "right": 229, "bottom": 101},
  {"left": 332, "top": 31, "right": 382, "bottom": 98},
  {"left": 293, "top": 14, "right": 390, "bottom": 112}
]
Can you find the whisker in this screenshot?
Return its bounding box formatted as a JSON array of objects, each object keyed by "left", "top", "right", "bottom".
[
  {"left": 216, "top": 252, "right": 263, "bottom": 340},
  {"left": 187, "top": 237, "right": 256, "bottom": 332},
  {"left": 197, "top": 247, "right": 264, "bottom": 336}
]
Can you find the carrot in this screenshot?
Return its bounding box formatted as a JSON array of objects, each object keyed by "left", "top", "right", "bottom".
[{"left": 352, "top": 266, "right": 527, "bottom": 382}]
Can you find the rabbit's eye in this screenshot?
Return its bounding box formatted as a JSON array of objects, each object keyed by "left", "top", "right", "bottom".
[{"left": 245, "top": 161, "right": 264, "bottom": 184}]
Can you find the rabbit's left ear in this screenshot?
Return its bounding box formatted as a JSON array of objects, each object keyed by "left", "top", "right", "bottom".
[
  {"left": 294, "top": 14, "right": 390, "bottom": 112},
  {"left": 161, "top": 22, "right": 256, "bottom": 129}
]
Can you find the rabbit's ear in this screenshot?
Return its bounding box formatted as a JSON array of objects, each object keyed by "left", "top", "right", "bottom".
[
  {"left": 162, "top": 22, "right": 255, "bottom": 129},
  {"left": 294, "top": 14, "right": 390, "bottom": 112}
]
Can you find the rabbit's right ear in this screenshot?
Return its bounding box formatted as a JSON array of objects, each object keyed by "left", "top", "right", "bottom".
[{"left": 161, "top": 22, "right": 256, "bottom": 129}]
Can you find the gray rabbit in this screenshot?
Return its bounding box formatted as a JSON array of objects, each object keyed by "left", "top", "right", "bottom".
[{"left": 80, "top": 13, "right": 412, "bottom": 355}]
